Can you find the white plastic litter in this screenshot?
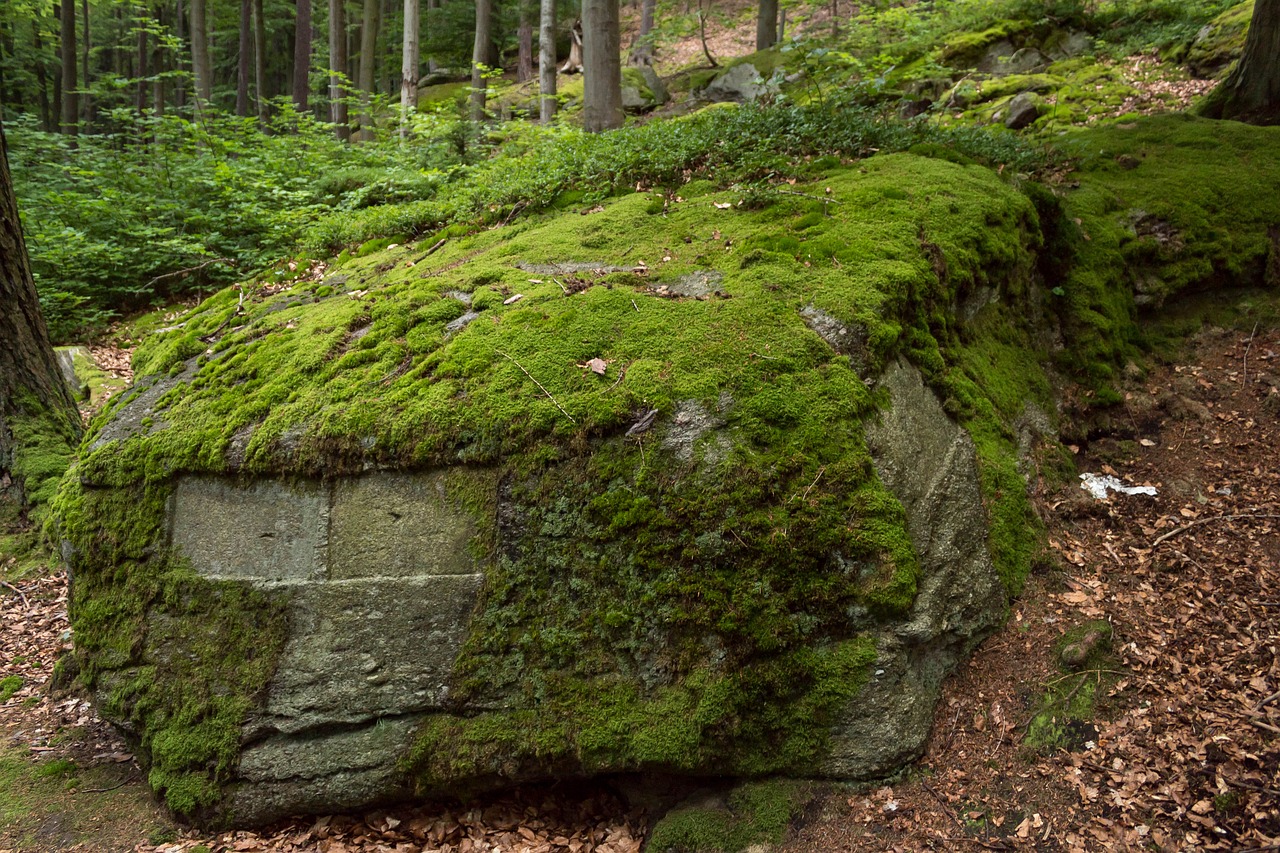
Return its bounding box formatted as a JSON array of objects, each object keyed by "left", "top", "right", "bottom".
[{"left": 1079, "top": 473, "right": 1158, "bottom": 500}]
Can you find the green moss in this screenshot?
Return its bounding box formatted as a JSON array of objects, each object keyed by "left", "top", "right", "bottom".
[
  {"left": 1184, "top": 0, "right": 1252, "bottom": 77},
  {"left": 0, "top": 675, "right": 22, "bottom": 702},
  {"left": 646, "top": 780, "right": 814, "bottom": 853},
  {"left": 1055, "top": 115, "right": 1280, "bottom": 394},
  {"left": 1024, "top": 620, "right": 1117, "bottom": 753},
  {"left": 939, "top": 20, "right": 1034, "bottom": 66},
  {"left": 65, "top": 152, "right": 1069, "bottom": 805},
  {"left": 54, "top": 477, "right": 289, "bottom": 822}
]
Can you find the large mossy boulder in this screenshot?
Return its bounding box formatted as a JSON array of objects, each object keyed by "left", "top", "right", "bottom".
[{"left": 58, "top": 152, "right": 1062, "bottom": 826}]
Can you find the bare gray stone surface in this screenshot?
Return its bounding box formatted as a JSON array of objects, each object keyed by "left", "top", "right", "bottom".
[{"left": 823, "top": 359, "right": 1005, "bottom": 778}]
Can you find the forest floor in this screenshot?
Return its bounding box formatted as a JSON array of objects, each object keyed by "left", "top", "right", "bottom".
[{"left": 3, "top": 308, "right": 1279, "bottom": 853}]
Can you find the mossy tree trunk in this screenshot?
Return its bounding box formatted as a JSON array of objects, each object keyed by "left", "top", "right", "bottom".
[
  {"left": 0, "top": 122, "right": 81, "bottom": 525},
  {"left": 1200, "top": 0, "right": 1280, "bottom": 125}
]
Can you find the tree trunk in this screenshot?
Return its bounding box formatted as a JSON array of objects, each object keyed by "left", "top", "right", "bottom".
[
  {"left": 400, "top": 0, "right": 420, "bottom": 136},
  {"left": 539, "top": 0, "right": 556, "bottom": 122},
  {"left": 628, "top": 0, "right": 655, "bottom": 66},
  {"left": 582, "top": 0, "right": 622, "bottom": 132},
  {"left": 517, "top": 0, "right": 534, "bottom": 84},
  {"left": 236, "top": 0, "right": 252, "bottom": 115},
  {"left": 0, "top": 121, "right": 82, "bottom": 525},
  {"left": 756, "top": 0, "right": 777, "bottom": 51},
  {"left": 469, "top": 0, "right": 491, "bottom": 123},
  {"left": 294, "top": 0, "right": 313, "bottom": 112},
  {"left": 1200, "top": 0, "right": 1280, "bottom": 125},
  {"left": 59, "top": 0, "right": 77, "bottom": 134},
  {"left": 174, "top": 0, "right": 186, "bottom": 109},
  {"left": 34, "top": 22, "right": 52, "bottom": 132},
  {"left": 190, "top": 0, "right": 212, "bottom": 104},
  {"left": 356, "top": 0, "right": 378, "bottom": 139},
  {"left": 80, "top": 0, "right": 90, "bottom": 123},
  {"left": 696, "top": 0, "right": 716, "bottom": 68},
  {"left": 329, "top": 0, "right": 350, "bottom": 138},
  {"left": 136, "top": 14, "right": 148, "bottom": 115},
  {"left": 253, "top": 0, "right": 268, "bottom": 122},
  {"left": 152, "top": 20, "right": 165, "bottom": 117}
]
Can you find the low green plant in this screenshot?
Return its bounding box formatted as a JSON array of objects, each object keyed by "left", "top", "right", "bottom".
[{"left": 0, "top": 676, "right": 22, "bottom": 703}]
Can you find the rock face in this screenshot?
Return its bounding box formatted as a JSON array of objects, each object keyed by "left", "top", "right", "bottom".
[{"left": 58, "top": 154, "right": 1054, "bottom": 827}]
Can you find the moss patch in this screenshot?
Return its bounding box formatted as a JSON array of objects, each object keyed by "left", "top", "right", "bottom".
[
  {"left": 1024, "top": 620, "right": 1118, "bottom": 753},
  {"left": 645, "top": 780, "right": 814, "bottom": 853}
]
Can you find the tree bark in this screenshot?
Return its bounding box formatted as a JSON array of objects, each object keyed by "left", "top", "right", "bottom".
[
  {"left": 190, "top": 0, "right": 212, "bottom": 104},
  {"left": 236, "top": 0, "right": 252, "bottom": 115},
  {"left": 756, "top": 0, "right": 778, "bottom": 51},
  {"left": 136, "top": 12, "right": 149, "bottom": 115},
  {"left": 400, "top": 0, "right": 419, "bottom": 136},
  {"left": 175, "top": 0, "right": 186, "bottom": 109},
  {"left": 33, "top": 22, "right": 52, "bottom": 132},
  {"left": 628, "top": 0, "right": 655, "bottom": 66},
  {"left": 539, "top": 0, "right": 556, "bottom": 122},
  {"left": 329, "top": 0, "right": 350, "bottom": 138},
  {"left": 59, "top": 0, "right": 77, "bottom": 134},
  {"left": 254, "top": 0, "right": 269, "bottom": 121},
  {"left": 582, "top": 0, "right": 622, "bottom": 132},
  {"left": 294, "top": 0, "right": 313, "bottom": 112},
  {"left": 80, "top": 0, "right": 90, "bottom": 123},
  {"left": 0, "top": 121, "right": 81, "bottom": 524},
  {"left": 517, "top": 0, "right": 534, "bottom": 83},
  {"left": 1200, "top": 0, "right": 1280, "bottom": 125},
  {"left": 469, "top": 0, "right": 492, "bottom": 123},
  {"left": 356, "top": 0, "right": 378, "bottom": 139}
]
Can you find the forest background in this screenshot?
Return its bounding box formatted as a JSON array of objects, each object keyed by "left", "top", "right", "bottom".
[{"left": 0, "top": 0, "right": 1250, "bottom": 342}]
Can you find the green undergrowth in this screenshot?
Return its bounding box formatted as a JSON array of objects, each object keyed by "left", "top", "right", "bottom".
[
  {"left": 55, "top": 477, "right": 289, "bottom": 821},
  {"left": 300, "top": 100, "right": 1045, "bottom": 254},
  {"left": 65, "top": 151, "right": 1055, "bottom": 804},
  {"left": 644, "top": 780, "right": 815, "bottom": 853}
]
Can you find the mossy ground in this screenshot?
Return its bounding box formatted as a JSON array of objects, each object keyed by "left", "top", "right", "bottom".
[
  {"left": 1023, "top": 619, "right": 1118, "bottom": 753},
  {"left": 0, "top": 744, "right": 174, "bottom": 851},
  {"left": 645, "top": 780, "right": 814, "bottom": 853}
]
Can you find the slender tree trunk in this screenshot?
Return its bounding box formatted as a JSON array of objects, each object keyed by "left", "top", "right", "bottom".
[
  {"left": 628, "top": 0, "right": 655, "bottom": 65},
  {"left": 294, "top": 0, "right": 313, "bottom": 112},
  {"left": 253, "top": 0, "right": 268, "bottom": 121},
  {"left": 136, "top": 13, "right": 148, "bottom": 114},
  {"left": 756, "top": 0, "right": 777, "bottom": 51},
  {"left": 190, "top": 0, "right": 212, "bottom": 104},
  {"left": 235, "top": 0, "right": 252, "bottom": 115},
  {"left": 539, "top": 0, "right": 556, "bottom": 122},
  {"left": 152, "top": 13, "right": 165, "bottom": 117},
  {"left": 0, "top": 121, "right": 82, "bottom": 524},
  {"left": 329, "top": 0, "right": 350, "bottom": 138},
  {"left": 399, "top": 0, "right": 419, "bottom": 136},
  {"left": 468, "top": 0, "right": 491, "bottom": 123},
  {"left": 34, "top": 23, "right": 52, "bottom": 132},
  {"left": 830, "top": 0, "right": 838, "bottom": 38},
  {"left": 779, "top": 5, "right": 786, "bottom": 41},
  {"left": 356, "top": 0, "right": 379, "bottom": 139},
  {"left": 60, "top": 0, "right": 77, "bottom": 135},
  {"left": 696, "top": 0, "right": 716, "bottom": 68},
  {"left": 1200, "top": 0, "right": 1280, "bottom": 125},
  {"left": 517, "top": 0, "right": 534, "bottom": 83},
  {"left": 582, "top": 0, "right": 622, "bottom": 131},
  {"left": 80, "top": 0, "right": 90, "bottom": 123},
  {"left": 174, "top": 0, "right": 186, "bottom": 109},
  {"left": 424, "top": 0, "right": 440, "bottom": 75}
]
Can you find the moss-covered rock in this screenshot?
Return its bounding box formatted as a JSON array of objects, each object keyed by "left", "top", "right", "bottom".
[
  {"left": 58, "top": 152, "right": 1058, "bottom": 826},
  {"left": 1182, "top": 0, "right": 1253, "bottom": 78}
]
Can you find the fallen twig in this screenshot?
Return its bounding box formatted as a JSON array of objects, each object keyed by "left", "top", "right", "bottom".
[
  {"left": 1243, "top": 321, "right": 1259, "bottom": 386},
  {"left": 1257, "top": 691, "right": 1280, "bottom": 710},
  {"left": 497, "top": 351, "right": 576, "bottom": 424},
  {"left": 145, "top": 257, "right": 234, "bottom": 289},
  {"left": 1246, "top": 718, "right": 1280, "bottom": 736},
  {"left": 421, "top": 238, "right": 448, "bottom": 258},
  {"left": 78, "top": 777, "right": 137, "bottom": 794},
  {"left": 775, "top": 189, "right": 843, "bottom": 205},
  {"left": 1151, "top": 513, "right": 1280, "bottom": 548},
  {"left": 1224, "top": 777, "right": 1280, "bottom": 797},
  {"left": 0, "top": 580, "right": 29, "bottom": 609}
]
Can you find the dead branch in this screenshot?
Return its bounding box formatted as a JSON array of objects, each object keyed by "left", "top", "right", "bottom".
[
  {"left": 145, "top": 257, "right": 235, "bottom": 289},
  {"left": 1, "top": 580, "right": 30, "bottom": 608},
  {"left": 1151, "top": 513, "right": 1280, "bottom": 548}
]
